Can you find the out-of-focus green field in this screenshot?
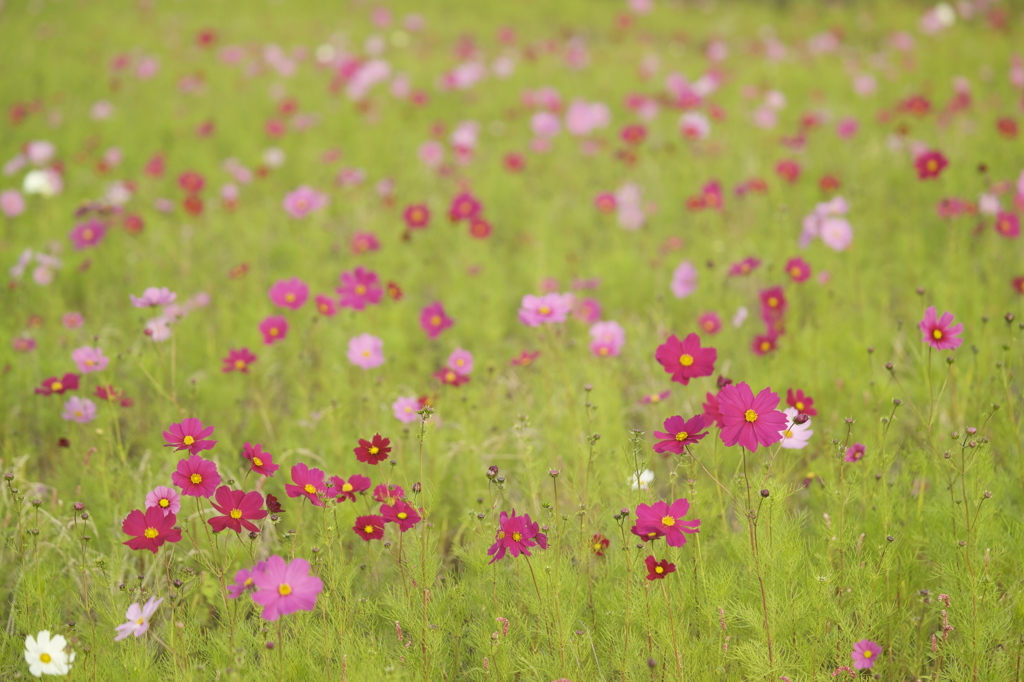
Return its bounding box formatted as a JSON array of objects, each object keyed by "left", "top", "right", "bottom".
[{"left": 1, "top": 0, "right": 1022, "bottom": 679}]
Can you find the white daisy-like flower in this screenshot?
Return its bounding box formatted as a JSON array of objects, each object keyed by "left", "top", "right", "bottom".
[
  {"left": 778, "top": 407, "right": 814, "bottom": 450},
  {"left": 628, "top": 469, "right": 654, "bottom": 491},
  {"left": 24, "top": 630, "right": 75, "bottom": 677}
]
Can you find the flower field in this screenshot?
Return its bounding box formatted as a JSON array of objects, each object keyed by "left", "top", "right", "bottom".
[{"left": 1, "top": 0, "right": 1023, "bottom": 679}]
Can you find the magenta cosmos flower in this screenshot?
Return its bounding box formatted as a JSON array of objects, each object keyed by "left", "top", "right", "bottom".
[
  {"left": 851, "top": 639, "right": 882, "bottom": 669},
  {"left": 283, "top": 186, "right": 327, "bottom": 218},
  {"left": 915, "top": 150, "right": 948, "bottom": 180},
  {"left": 243, "top": 442, "right": 279, "bottom": 477},
  {"left": 381, "top": 500, "right": 421, "bottom": 532},
  {"left": 487, "top": 510, "right": 548, "bottom": 564},
  {"left": 844, "top": 443, "right": 866, "bottom": 462},
  {"left": 337, "top": 267, "right": 383, "bottom": 310},
  {"left": 208, "top": 486, "right": 267, "bottom": 533},
  {"left": 420, "top": 302, "right": 453, "bottom": 339},
  {"left": 919, "top": 306, "right": 963, "bottom": 350},
  {"left": 632, "top": 499, "right": 701, "bottom": 547},
  {"left": 652, "top": 415, "right": 708, "bottom": 455},
  {"left": 518, "top": 293, "right": 574, "bottom": 326},
  {"left": 163, "top": 418, "right": 216, "bottom": 454},
  {"left": 347, "top": 333, "right": 384, "bottom": 369},
  {"left": 222, "top": 348, "right": 257, "bottom": 373},
  {"left": 130, "top": 287, "right": 176, "bottom": 308},
  {"left": 69, "top": 219, "right": 108, "bottom": 250},
  {"left": 654, "top": 333, "right": 716, "bottom": 385},
  {"left": 145, "top": 486, "right": 181, "bottom": 516},
  {"left": 71, "top": 346, "right": 109, "bottom": 373},
  {"left": 259, "top": 315, "right": 288, "bottom": 345},
  {"left": 285, "top": 462, "right": 327, "bottom": 506},
  {"left": 171, "top": 455, "right": 221, "bottom": 497},
  {"left": 227, "top": 562, "right": 265, "bottom": 599},
  {"left": 268, "top": 278, "right": 309, "bottom": 309},
  {"left": 717, "top": 383, "right": 788, "bottom": 452},
  {"left": 329, "top": 474, "right": 371, "bottom": 503},
  {"left": 250, "top": 555, "right": 324, "bottom": 621},
  {"left": 589, "top": 320, "right": 625, "bottom": 357},
  {"left": 122, "top": 506, "right": 182, "bottom": 553}
]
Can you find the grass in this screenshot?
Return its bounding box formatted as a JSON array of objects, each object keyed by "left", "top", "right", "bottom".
[{"left": 1, "top": 0, "right": 1023, "bottom": 679}]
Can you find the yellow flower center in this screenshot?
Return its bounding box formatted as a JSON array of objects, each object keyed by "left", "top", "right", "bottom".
[
  {"left": 253, "top": 457, "right": 263, "bottom": 467},
  {"left": 397, "top": 512, "right": 408, "bottom": 520},
  {"left": 661, "top": 516, "right": 675, "bottom": 527},
  {"left": 511, "top": 532, "right": 522, "bottom": 541},
  {"left": 932, "top": 329, "right": 943, "bottom": 339},
  {"left": 144, "top": 527, "right": 159, "bottom": 539},
  {"left": 760, "top": 341, "right": 771, "bottom": 352},
  {"left": 679, "top": 354, "right": 694, "bottom": 366},
  {"left": 497, "top": 531, "right": 506, "bottom": 539},
  {"left": 599, "top": 347, "right": 609, "bottom": 356},
  {"left": 364, "top": 525, "right": 374, "bottom": 534},
  {"left": 538, "top": 306, "right": 551, "bottom": 316},
  {"left": 234, "top": 359, "right": 245, "bottom": 369},
  {"left": 82, "top": 229, "right": 94, "bottom": 240},
  {"left": 926, "top": 159, "right": 937, "bottom": 172},
  {"left": 40, "top": 653, "right": 52, "bottom": 663},
  {"left": 647, "top": 531, "right": 657, "bottom": 538},
  {"left": 183, "top": 435, "right": 195, "bottom": 445},
  {"left": 674, "top": 432, "right": 688, "bottom": 441},
  {"left": 278, "top": 583, "right": 292, "bottom": 596},
  {"left": 285, "top": 293, "right": 295, "bottom": 302},
  {"left": 655, "top": 566, "right": 664, "bottom": 574},
  {"left": 355, "top": 285, "right": 366, "bottom": 295},
  {"left": 431, "top": 315, "right": 441, "bottom": 326},
  {"left": 744, "top": 409, "right": 758, "bottom": 423},
  {"left": 795, "top": 401, "right": 804, "bottom": 411},
  {"left": 270, "top": 327, "right": 279, "bottom": 336},
  {"left": 783, "top": 430, "right": 793, "bottom": 438},
  {"left": 51, "top": 381, "right": 63, "bottom": 391},
  {"left": 230, "top": 509, "right": 242, "bottom": 519},
  {"left": 650, "top": 394, "right": 661, "bottom": 403},
  {"left": 342, "top": 483, "right": 353, "bottom": 492},
  {"left": 362, "top": 350, "right": 370, "bottom": 357},
  {"left": 136, "top": 617, "right": 145, "bottom": 625},
  {"left": 319, "top": 303, "right": 328, "bottom": 312},
  {"left": 304, "top": 484, "right": 316, "bottom": 494},
  {"left": 768, "top": 297, "right": 779, "bottom": 308},
  {"left": 789, "top": 267, "right": 801, "bottom": 277},
  {"left": 159, "top": 498, "right": 169, "bottom": 508},
  {"left": 369, "top": 446, "right": 380, "bottom": 455},
  {"left": 190, "top": 473, "right": 202, "bottom": 484},
  {"left": 593, "top": 543, "right": 603, "bottom": 551},
  {"left": 445, "top": 371, "right": 456, "bottom": 381},
  {"left": 864, "top": 650, "right": 873, "bottom": 658},
  {"left": 85, "top": 360, "right": 95, "bottom": 365}
]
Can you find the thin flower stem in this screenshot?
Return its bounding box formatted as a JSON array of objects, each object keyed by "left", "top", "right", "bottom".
[{"left": 660, "top": 579, "right": 682, "bottom": 678}]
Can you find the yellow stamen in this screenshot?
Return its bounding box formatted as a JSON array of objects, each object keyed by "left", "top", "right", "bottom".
[
  {"left": 655, "top": 566, "right": 664, "bottom": 574},
  {"left": 304, "top": 484, "right": 316, "bottom": 494},
  {"left": 674, "top": 432, "right": 688, "bottom": 442},
  {"left": 342, "top": 483, "right": 354, "bottom": 492},
  {"left": 397, "top": 512, "right": 408, "bottom": 520},
  {"left": 661, "top": 516, "right": 675, "bottom": 527},
  {"left": 511, "top": 532, "right": 522, "bottom": 541},
  {"left": 744, "top": 409, "right": 758, "bottom": 423},
  {"left": 278, "top": 583, "right": 292, "bottom": 596},
  {"left": 364, "top": 525, "right": 374, "bottom": 534},
  {"left": 234, "top": 359, "right": 245, "bottom": 369},
  {"left": 932, "top": 329, "right": 943, "bottom": 339},
  {"left": 253, "top": 457, "right": 263, "bottom": 467},
  {"left": 679, "top": 354, "right": 694, "bottom": 366},
  {"left": 230, "top": 509, "right": 242, "bottom": 519},
  {"left": 183, "top": 435, "right": 195, "bottom": 445},
  {"left": 144, "top": 527, "right": 159, "bottom": 539},
  {"left": 159, "top": 498, "right": 169, "bottom": 508},
  {"left": 190, "top": 473, "right": 202, "bottom": 484},
  {"left": 51, "top": 381, "right": 63, "bottom": 391},
  {"left": 40, "top": 653, "right": 52, "bottom": 663}
]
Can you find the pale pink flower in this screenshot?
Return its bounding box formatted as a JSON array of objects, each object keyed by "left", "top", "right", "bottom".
[
  {"left": 62, "top": 396, "right": 97, "bottom": 423},
  {"left": 72, "top": 346, "right": 109, "bottom": 373},
  {"left": 347, "top": 334, "right": 384, "bottom": 369},
  {"left": 1, "top": 189, "right": 25, "bottom": 217},
  {"left": 589, "top": 321, "right": 625, "bottom": 357},
  {"left": 392, "top": 396, "right": 421, "bottom": 423},
  {"left": 130, "top": 287, "right": 177, "bottom": 308},
  {"left": 446, "top": 348, "right": 474, "bottom": 374},
  {"left": 671, "top": 261, "right": 698, "bottom": 298},
  {"left": 283, "top": 186, "right": 327, "bottom": 218}
]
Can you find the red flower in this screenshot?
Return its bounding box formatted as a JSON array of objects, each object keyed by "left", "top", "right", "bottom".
[
  {"left": 727, "top": 257, "right": 761, "bottom": 277},
  {"left": 381, "top": 500, "right": 421, "bottom": 532},
  {"left": 785, "top": 257, "right": 811, "bottom": 283},
  {"left": 208, "top": 486, "right": 267, "bottom": 534},
  {"left": 775, "top": 159, "right": 801, "bottom": 183},
  {"left": 654, "top": 333, "right": 716, "bottom": 385},
  {"left": 386, "top": 281, "right": 403, "bottom": 300},
  {"left": 591, "top": 534, "right": 610, "bottom": 556},
  {"left": 265, "top": 494, "right": 284, "bottom": 514},
  {"left": 702, "top": 391, "right": 724, "bottom": 428},
  {"left": 759, "top": 286, "right": 787, "bottom": 327},
  {"left": 468, "top": 217, "right": 492, "bottom": 239},
  {"left": 1013, "top": 276, "right": 1024, "bottom": 295},
  {"left": 353, "top": 514, "right": 385, "bottom": 541},
  {"left": 354, "top": 434, "right": 391, "bottom": 465},
  {"left": 35, "top": 373, "right": 80, "bottom": 396},
  {"left": 487, "top": 509, "right": 548, "bottom": 563},
  {"left": 435, "top": 367, "right": 470, "bottom": 386},
  {"left": 994, "top": 211, "right": 1020, "bottom": 239},
  {"left": 752, "top": 332, "right": 779, "bottom": 356},
  {"left": 632, "top": 499, "right": 700, "bottom": 547},
  {"left": 786, "top": 389, "right": 817, "bottom": 416},
  {"left": 511, "top": 350, "right": 540, "bottom": 366},
  {"left": 95, "top": 385, "right": 133, "bottom": 407},
  {"left": 122, "top": 506, "right": 182, "bottom": 553},
  {"left": 645, "top": 555, "right": 676, "bottom": 580}
]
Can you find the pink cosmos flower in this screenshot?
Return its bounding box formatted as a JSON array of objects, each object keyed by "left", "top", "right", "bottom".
[
  {"left": 337, "top": 267, "right": 383, "bottom": 310},
  {"left": 314, "top": 294, "right": 336, "bottom": 316},
  {"left": 518, "top": 293, "right": 574, "bottom": 326},
  {"left": 283, "top": 186, "right": 327, "bottom": 218},
  {"left": 589, "top": 321, "right": 625, "bottom": 357},
  {"left": 844, "top": 443, "right": 866, "bottom": 463},
  {"left": 145, "top": 486, "right": 181, "bottom": 516},
  {"left": 573, "top": 297, "right": 602, "bottom": 323},
  {"left": 785, "top": 257, "right": 812, "bottom": 283},
  {"left": 919, "top": 306, "right": 963, "bottom": 350},
  {"left": 915, "top": 150, "right": 948, "bottom": 180},
  {"left": 122, "top": 506, "right": 182, "bottom": 553},
  {"left": 62, "top": 396, "right": 96, "bottom": 423},
  {"left": 259, "top": 316, "right": 288, "bottom": 345},
  {"left": 0, "top": 189, "right": 25, "bottom": 218},
  {"left": 448, "top": 192, "right": 482, "bottom": 222},
  {"left": 228, "top": 562, "right": 266, "bottom": 599},
  {"left": 350, "top": 231, "right": 380, "bottom": 254},
  {"left": 778, "top": 408, "right": 813, "bottom": 450},
  {"left": 654, "top": 333, "right": 716, "bottom": 385},
  {"left": 285, "top": 462, "right": 327, "bottom": 506},
  {"left": 447, "top": 348, "right": 474, "bottom": 374},
  {"left": 420, "top": 302, "right": 453, "bottom": 338},
  {"left": 717, "top": 382, "right": 788, "bottom": 452},
  {"left": 850, "top": 639, "right": 882, "bottom": 669},
  {"left": 171, "top": 455, "right": 221, "bottom": 497},
  {"left": 222, "top": 348, "right": 257, "bottom": 373},
  {"left": 243, "top": 442, "right": 279, "bottom": 477},
  {"left": 62, "top": 312, "right": 84, "bottom": 329},
  {"left": 163, "top": 418, "right": 216, "bottom": 454},
  {"left": 820, "top": 217, "right": 853, "bottom": 251},
  {"left": 250, "top": 555, "right": 324, "bottom": 621},
  {"left": 69, "top": 220, "right": 107, "bottom": 250},
  {"left": 130, "top": 287, "right": 176, "bottom": 308},
  {"left": 640, "top": 391, "right": 671, "bottom": 405},
  {"left": 268, "top": 278, "right": 309, "bottom": 309},
  {"left": 632, "top": 499, "right": 701, "bottom": 547},
  {"left": 208, "top": 486, "right": 267, "bottom": 533},
  {"left": 347, "top": 333, "right": 384, "bottom": 369},
  {"left": 697, "top": 312, "right": 721, "bottom": 335},
  {"left": 653, "top": 415, "right": 708, "bottom": 455},
  {"left": 35, "top": 373, "right": 80, "bottom": 396},
  {"left": 487, "top": 510, "right": 548, "bottom": 564},
  {"left": 392, "top": 396, "right": 421, "bottom": 423},
  {"left": 381, "top": 500, "right": 421, "bottom": 532},
  {"left": 995, "top": 211, "right": 1021, "bottom": 238},
  {"left": 71, "top": 346, "right": 109, "bottom": 373},
  {"left": 114, "top": 596, "right": 163, "bottom": 641},
  {"left": 329, "top": 474, "right": 371, "bottom": 503},
  {"left": 727, "top": 257, "right": 761, "bottom": 277},
  {"left": 671, "top": 261, "right": 698, "bottom": 298}
]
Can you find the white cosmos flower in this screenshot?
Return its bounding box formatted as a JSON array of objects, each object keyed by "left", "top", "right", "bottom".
[
  {"left": 24, "top": 630, "right": 75, "bottom": 677},
  {"left": 628, "top": 469, "right": 654, "bottom": 491},
  {"left": 779, "top": 407, "right": 813, "bottom": 450}
]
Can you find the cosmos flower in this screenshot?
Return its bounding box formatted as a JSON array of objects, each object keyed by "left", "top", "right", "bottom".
[
  {"left": 354, "top": 433, "right": 392, "bottom": 465},
  {"left": 844, "top": 443, "right": 866, "bottom": 463},
  {"left": 645, "top": 555, "right": 676, "bottom": 580},
  {"left": 163, "top": 418, "right": 216, "bottom": 455},
  {"left": 420, "top": 302, "right": 453, "bottom": 338},
  {"left": 392, "top": 396, "right": 422, "bottom": 423},
  {"left": 222, "top": 348, "right": 257, "bottom": 373},
  {"left": 285, "top": 462, "right": 328, "bottom": 506},
  {"left": 35, "top": 373, "right": 79, "bottom": 396},
  {"left": 268, "top": 278, "right": 309, "bottom": 309},
  {"left": 337, "top": 267, "right": 384, "bottom": 310},
  {"left": 249, "top": 555, "right": 324, "bottom": 621},
  {"left": 652, "top": 415, "right": 708, "bottom": 455},
  {"left": 717, "top": 382, "right": 788, "bottom": 452},
  {"left": 243, "top": 442, "right": 279, "bottom": 477},
  {"left": 122, "top": 506, "right": 182, "bottom": 553},
  {"left": 919, "top": 306, "right": 963, "bottom": 350},
  {"left": 381, "top": 499, "right": 421, "bottom": 532},
  {"left": 632, "top": 499, "right": 701, "bottom": 547},
  {"left": 487, "top": 510, "right": 548, "bottom": 563},
  {"left": 24, "top": 631, "right": 75, "bottom": 677},
  {"left": 850, "top": 639, "right": 882, "bottom": 669},
  {"left": 61, "top": 397, "right": 96, "bottom": 423},
  {"left": 354, "top": 515, "right": 386, "bottom": 541},
  {"left": 347, "top": 333, "right": 384, "bottom": 369},
  {"left": 145, "top": 486, "right": 181, "bottom": 516},
  {"left": 114, "top": 596, "right": 163, "bottom": 641},
  {"left": 130, "top": 287, "right": 177, "bottom": 308},
  {"left": 71, "top": 346, "right": 109, "bottom": 373},
  {"left": 654, "top": 333, "right": 716, "bottom": 385},
  {"left": 171, "top": 455, "right": 221, "bottom": 497},
  {"left": 778, "top": 407, "right": 813, "bottom": 449},
  {"left": 207, "top": 486, "right": 267, "bottom": 533},
  {"left": 259, "top": 316, "right": 288, "bottom": 345},
  {"left": 329, "top": 474, "right": 371, "bottom": 503}
]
